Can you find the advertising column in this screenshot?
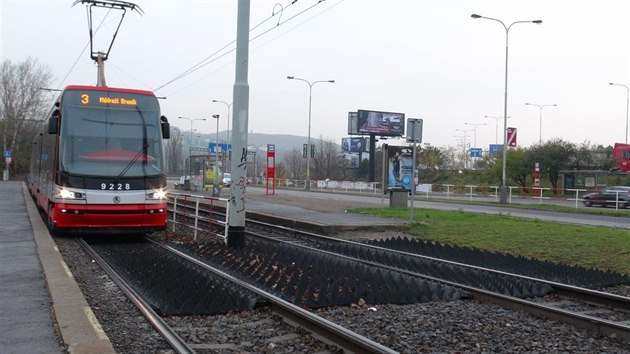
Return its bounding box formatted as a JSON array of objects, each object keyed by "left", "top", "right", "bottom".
[{"left": 386, "top": 146, "right": 413, "bottom": 190}]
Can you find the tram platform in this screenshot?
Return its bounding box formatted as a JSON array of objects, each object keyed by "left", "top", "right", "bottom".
[
  {"left": 0, "top": 181, "right": 115, "bottom": 354},
  {"left": 243, "top": 186, "right": 406, "bottom": 234}
]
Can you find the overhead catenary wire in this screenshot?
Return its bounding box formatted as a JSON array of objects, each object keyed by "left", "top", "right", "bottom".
[
  {"left": 152, "top": 0, "right": 332, "bottom": 94},
  {"left": 162, "top": 0, "right": 344, "bottom": 98},
  {"left": 56, "top": 6, "right": 114, "bottom": 90}
]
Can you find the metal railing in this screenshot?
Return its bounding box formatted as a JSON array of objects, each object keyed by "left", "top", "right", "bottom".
[{"left": 167, "top": 192, "right": 229, "bottom": 242}]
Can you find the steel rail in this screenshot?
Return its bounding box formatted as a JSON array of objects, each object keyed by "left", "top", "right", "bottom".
[
  {"left": 247, "top": 217, "right": 630, "bottom": 309},
  {"left": 170, "top": 199, "right": 630, "bottom": 312},
  {"left": 79, "top": 238, "right": 195, "bottom": 354},
  {"left": 148, "top": 238, "right": 398, "bottom": 354},
  {"left": 166, "top": 197, "right": 630, "bottom": 339},
  {"left": 243, "top": 226, "right": 630, "bottom": 341}
]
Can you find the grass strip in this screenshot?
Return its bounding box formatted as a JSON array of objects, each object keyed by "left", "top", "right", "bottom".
[{"left": 353, "top": 207, "right": 630, "bottom": 275}]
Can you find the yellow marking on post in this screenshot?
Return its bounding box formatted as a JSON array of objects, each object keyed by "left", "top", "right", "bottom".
[
  {"left": 60, "top": 260, "right": 73, "bottom": 278},
  {"left": 84, "top": 307, "right": 108, "bottom": 340}
]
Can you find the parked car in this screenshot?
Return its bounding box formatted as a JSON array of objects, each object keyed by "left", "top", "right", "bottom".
[
  {"left": 582, "top": 186, "right": 630, "bottom": 208},
  {"left": 222, "top": 173, "right": 232, "bottom": 187}
]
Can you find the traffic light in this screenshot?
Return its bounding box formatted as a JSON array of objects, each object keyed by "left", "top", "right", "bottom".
[{"left": 303, "top": 144, "right": 308, "bottom": 158}]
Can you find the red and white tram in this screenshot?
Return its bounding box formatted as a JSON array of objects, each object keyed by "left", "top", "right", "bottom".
[{"left": 28, "top": 85, "right": 170, "bottom": 234}]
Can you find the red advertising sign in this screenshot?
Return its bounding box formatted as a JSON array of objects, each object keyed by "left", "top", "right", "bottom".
[
  {"left": 266, "top": 144, "right": 276, "bottom": 195},
  {"left": 533, "top": 161, "right": 541, "bottom": 196},
  {"left": 507, "top": 127, "right": 517, "bottom": 147}
]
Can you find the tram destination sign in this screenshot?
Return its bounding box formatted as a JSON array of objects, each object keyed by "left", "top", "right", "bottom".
[{"left": 63, "top": 89, "right": 158, "bottom": 111}]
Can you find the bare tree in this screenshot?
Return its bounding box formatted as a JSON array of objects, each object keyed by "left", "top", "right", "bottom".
[
  {"left": 165, "top": 128, "right": 184, "bottom": 175},
  {"left": 282, "top": 146, "right": 304, "bottom": 180},
  {"left": 0, "top": 58, "right": 53, "bottom": 176},
  {"left": 313, "top": 136, "right": 345, "bottom": 180}
]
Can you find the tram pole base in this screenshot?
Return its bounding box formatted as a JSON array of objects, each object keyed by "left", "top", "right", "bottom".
[{"left": 227, "top": 226, "right": 245, "bottom": 249}]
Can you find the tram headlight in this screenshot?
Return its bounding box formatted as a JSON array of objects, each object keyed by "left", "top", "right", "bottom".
[
  {"left": 146, "top": 189, "right": 167, "bottom": 200},
  {"left": 54, "top": 186, "right": 85, "bottom": 200}
]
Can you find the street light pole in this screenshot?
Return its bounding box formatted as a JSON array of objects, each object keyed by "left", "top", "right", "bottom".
[
  {"left": 212, "top": 114, "right": 220, "bottom": 197},
  {"left": 525, "top": 103, "right": 557, "bottom": 144},
  {"left": 455, "top": 128, "right": 473, "bottom": 169},
  {"left": 178, "top": 116, "right": 206, "bottom": 175},
  {"left": 464, "top": 122, "right": 487, "bottom": 148},
  {"left": 471, "top": 13, "right": 542, "bottom": 204},
  {"left": 212, "top": 99, "right": 233, "bottom": 172},
  {"left": 287, "top": 76, "right": 335, "bottom": 191},
  {"left": 484, "top": 115, "right": 510, "bottom": 145},
  {"left": 609, "top": 83, "right": 630, "bottom": 144}
]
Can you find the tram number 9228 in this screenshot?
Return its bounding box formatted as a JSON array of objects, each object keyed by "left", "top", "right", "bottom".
[{"left": 102, "top": 183, "right": 131, "bottom": 190}]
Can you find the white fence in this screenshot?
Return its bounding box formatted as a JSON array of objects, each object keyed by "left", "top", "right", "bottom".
[{"left": 167, "top": 192, "right": 230, "bottom": 242}]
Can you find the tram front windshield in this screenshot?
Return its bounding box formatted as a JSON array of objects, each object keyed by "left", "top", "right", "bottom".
[{"left": 59, "top": 96, "right": 165, "bottom": 178}]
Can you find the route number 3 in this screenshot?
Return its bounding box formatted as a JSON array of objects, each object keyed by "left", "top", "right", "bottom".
[{"left": 81, "top": 94, "right": 89, "bottom": 105}]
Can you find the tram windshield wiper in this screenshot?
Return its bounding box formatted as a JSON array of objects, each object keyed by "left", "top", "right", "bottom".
[{"left": 115, "top": 106, "right": 149, "bottom": 180}]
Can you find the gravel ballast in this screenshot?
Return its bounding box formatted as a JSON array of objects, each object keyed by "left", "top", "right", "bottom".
[{"left": 53, "top": 229, "right": 630, "bottom": 353}]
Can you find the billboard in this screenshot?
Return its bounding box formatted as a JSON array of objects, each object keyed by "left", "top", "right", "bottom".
[
  {"left": 341, "top": 137, "right": 368, "bottom": 153},
  {"left": 347, "top": 112, "right": 360, "bottom": 135},
  {"left": 357, "top": 109, "right": 405, "bottom": 136},
  {"left": 386, "top": 146, "right": 414, "bottom": 190}
]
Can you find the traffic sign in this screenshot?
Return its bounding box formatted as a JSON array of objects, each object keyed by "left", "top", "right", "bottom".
[
  {"left": 507, "top": 127, "right": 517, "bottom": 147},
  {"left": 3, "top": 150, "right": 10, "bottom": 158},
  {"left": 406, "top": 118, "right": 423, "bottom": 143},
  {"left": 470, "top": 148, "right": 482, "bottom": 158},
  {"left": 208, "top": 143, "right": 231, "bottom": 154}
]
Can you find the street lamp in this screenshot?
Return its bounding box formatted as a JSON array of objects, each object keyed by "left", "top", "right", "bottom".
[
  {"left": 525, "top": 102, "right": 557, "bottom": 144},
  {"left": 455, "top": 128, "right": 473, "bottom": 169},
  {"left": 212, "top": 99, "right": 233, "bottom": 172},
  {"left": 178, "top": 116, "right": 206, "bottom": 175},
  {"left": 484, "top": 115, "right": 510, "bottom": 145},
  {"left": 464, "top": 122, "right": 487, "bottom": 148},
  {"left": 471, "top": 13, "right": 542, "bottom": 203},
  {"left": 212, "top": 114, "right": 220, "bottom": 196},
  {"left": 287, "top": 75, "right": 335, "bottom": 190},
  {"left": 609, "top": 83, "right": 630, "bottom": 144}
]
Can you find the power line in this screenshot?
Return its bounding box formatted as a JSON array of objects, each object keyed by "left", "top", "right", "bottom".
[
  {"left": 56, "top": 6, "right": 114, "bottom": 89},
  {"left": 152, "top": 0, "right": 332, "bottom": 93},
  {"left": 164, "top": 0, "right": 344, "bottom": 97}
]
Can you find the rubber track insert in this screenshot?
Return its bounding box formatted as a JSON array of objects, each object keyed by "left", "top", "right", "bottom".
[
  {"left": 168, "top": 239, "right": 468, "bottom": 308},
  {"left": 367, "top": 237, "right": 630, "bottom": 288},
  {"left": 88, "top": 240, "right": 259, "bottom": 315}
]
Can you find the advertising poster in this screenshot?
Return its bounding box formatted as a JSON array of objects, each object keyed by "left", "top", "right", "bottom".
[
  {"left": 341, "top": 137, "right": 368, "bottom": 153},
  {"left": 357, "top": 109, "right": 405, "bottom": 136},
  {"left": 387, "top": 146, "right": 413, "bottom": 190}
]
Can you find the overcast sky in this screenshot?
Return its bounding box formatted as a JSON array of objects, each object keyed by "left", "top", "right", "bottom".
[{"left": 2, "top": 0, "right": 630, "bottom": 150}]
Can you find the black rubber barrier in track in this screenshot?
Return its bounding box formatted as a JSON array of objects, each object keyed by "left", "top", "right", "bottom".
[
  {"left": 313, "top": 239, "right": 554, "bottom": 298},
  {"left": 87, "top": 239, "right": 259, "bottom": 315},
  {"left": 366, "top": 237, "right": 630, "bottom": 289},
  {"left": 169, "top": 239, "right": 469, "bottom": 309}
]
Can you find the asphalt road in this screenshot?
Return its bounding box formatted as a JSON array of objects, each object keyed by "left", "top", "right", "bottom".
[{"left": 246, "top": 186, "right": 630, "bottom": 230}]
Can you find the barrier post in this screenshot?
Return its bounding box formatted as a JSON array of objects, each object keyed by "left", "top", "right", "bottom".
[
  {"left": 193, "top": 199, "right": 200, "bottom": 241},
  {"left": 171, "top": 196, "right": 178, "bottom": 232},
  {"left": 464, "top": 185, "right": 477, "bottom": 201},
  {"left": 444, "top": 184, "right": 454, "bottom": 199}
]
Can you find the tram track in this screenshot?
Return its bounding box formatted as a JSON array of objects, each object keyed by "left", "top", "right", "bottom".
[
  {"left": 243, "top": 219, "right": 630, "bottom": 340},
  {"left": 79, "top": 236, "right": 396, "bottom": 354},
  {"left": 168, "top": 196, "right": 630, "bottom": 340}
]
